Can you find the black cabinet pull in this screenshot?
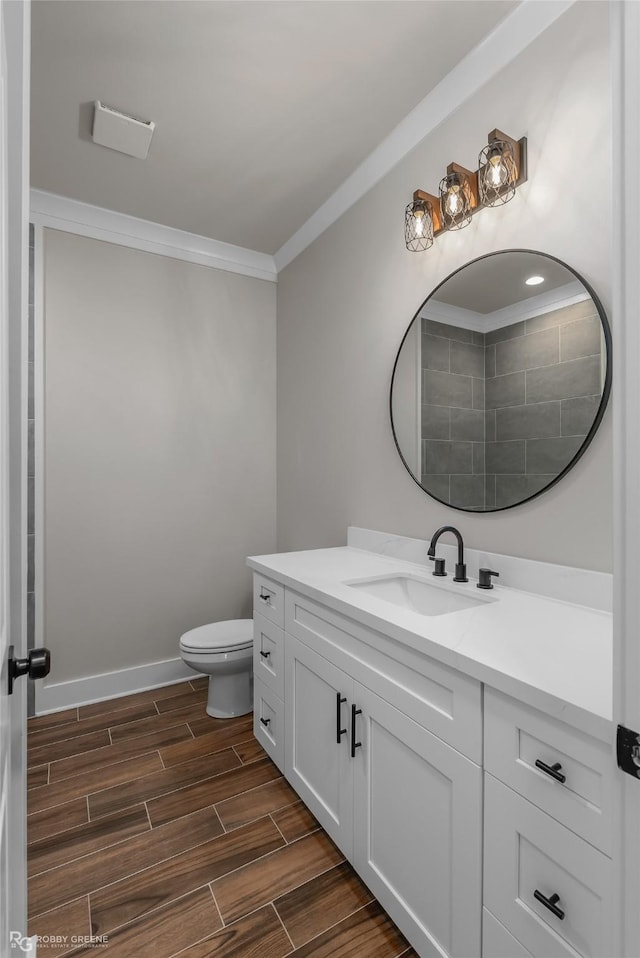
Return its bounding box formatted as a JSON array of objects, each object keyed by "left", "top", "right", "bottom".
[
  {"left": 259, "top": 591, "right": 272, "bottom": 605},
  {"left": 351, "top": 704, "right": 362, "bottom": 757},
  {"left": 534, "top": 890, "right": 565, "bottom": 921},
  {"left": 260, "top": 717, "right": 271, "bottom": 727},
  {"left": 260, "top": 650, "right": 271, "bottom": 659},
  {"left": 336, "top": 694, "right": 347, "bottom": 744},
  {"left": 535, "top": 760, "right": 566, "bottom": 784}
]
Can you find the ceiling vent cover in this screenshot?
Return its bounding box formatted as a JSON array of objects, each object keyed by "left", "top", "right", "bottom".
[{"left": 92, "top": 101, "right": 155, "bottom": 159}]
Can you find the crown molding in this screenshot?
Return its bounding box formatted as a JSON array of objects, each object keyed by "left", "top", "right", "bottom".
[
  {"left": 423, "top": 281, "right": 589, "bottom": 333},
  {"left": 29, "top": 189, "right": 278, "bottom": 283},
  {"left": 274, "top": 0, "right": 576, "bottom": 272}
]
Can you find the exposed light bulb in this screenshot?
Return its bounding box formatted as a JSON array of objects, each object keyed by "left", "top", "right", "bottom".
[
  {"left": 445, "top": 184, "right": 462, "bottom": 217},
  {"left": 487, "top": 153, "right": 507, "bottom": 188},
  {"left": 413, "top": 209, "right": 425, "bottom": 237},
  {"left": 525, "top": 275, "right": 545, "bottom": 286}
]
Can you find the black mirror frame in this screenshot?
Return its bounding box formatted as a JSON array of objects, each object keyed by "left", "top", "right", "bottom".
[{"left": 389, "top": 249, "right": 613, "bottom": 514}]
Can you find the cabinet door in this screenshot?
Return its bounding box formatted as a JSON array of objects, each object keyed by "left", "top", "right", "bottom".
[
  {"left": 284, "top": 635, "right": 353, "bottom": 853},
  {"left": 352, "top": 683, "right": 482, "bottom": 958}
]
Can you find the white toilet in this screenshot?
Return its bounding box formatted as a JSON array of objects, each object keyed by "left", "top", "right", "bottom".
[{"left": 179, "top": 619, "right": 253, "bottom": 718}]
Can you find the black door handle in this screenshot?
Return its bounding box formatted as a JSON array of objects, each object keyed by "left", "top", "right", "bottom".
[
  {"left": 260, "top": 717, "right": 271, "bottom": 727},
  {"left": 533, "top": 890, "right": 565, "bottom": 921},
  {"left": 351, "top": 703, "right": 362, "bottom": 757},
  {"left": 336, "top": 693, "right": 347, "bottom": 744},
  {"left": 8, "top": 645, "right": 51, "bottom": 695},
  {"left": 535, "top": 760, "right": 566, "bottom": 784},
  {"left": 259, "top": 650, "right": 271, "bottom": 659}
]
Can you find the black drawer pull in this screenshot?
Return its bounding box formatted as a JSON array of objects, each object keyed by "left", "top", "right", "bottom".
[
  {"left": 351, "top": 704, "right": 362, "bottom": 757},
  {"left": 259, "top": 591, "right": 272, "bottom": 604},
  {"left": 260, "top": 717, "right": 271, "bottom": 727},
  {"left": 260, "top": 650, "right": 271, "bottom": 659},
  {"left": 534, "top": 890, "right": 565, "bottom": 920},
  {"left": 535, "top": 760, "right": 566, "bottom": 783},
  {"left": 336, "top": 693, "right": 347, "bottom": 744}
]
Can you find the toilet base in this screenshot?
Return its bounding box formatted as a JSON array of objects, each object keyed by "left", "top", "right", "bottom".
[{"left": 205, "top": 669, "right": 253, "bottom": 719}]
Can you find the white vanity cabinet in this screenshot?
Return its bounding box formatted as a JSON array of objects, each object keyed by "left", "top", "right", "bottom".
[
  {"left": 351, "top": 681, "right": 482, "bottom": 958},
  {"left": 255, "top": 579, "right": 483, "bottom": 958},
  {"left": 251, "top": 570, "right": 613, "bottom": 958},
  {"left": 482, "top": 689, "right": 614, "bottom": 958},
  {"left": 285, "top": 632, "right": 483, "bottom": 958},
  {"left": 284, "top": 634, "right": 354, "bottom": 849}
]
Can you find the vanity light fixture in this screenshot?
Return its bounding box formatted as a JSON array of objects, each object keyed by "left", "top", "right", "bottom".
[
  {"left": 404, "top": 128, "right": 527, "bottom": 251},
  {"left": 404, "top": 192, "right": 437, "bottom": 252},
  {"left": 478, "top": 130, "right": 521, "bottom": 207},
  {"left": 439, "top": 163, "right": 477, "bottom": 231}
]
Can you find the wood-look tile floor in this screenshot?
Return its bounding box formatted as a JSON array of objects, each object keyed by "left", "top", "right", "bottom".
[{"left": 27, "top": 679, "right": 414, "bottom": 958}]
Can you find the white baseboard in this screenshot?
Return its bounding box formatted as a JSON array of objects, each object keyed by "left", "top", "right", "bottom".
[{"left": 35, "top": 656, "right": 195, "bottom": 715}]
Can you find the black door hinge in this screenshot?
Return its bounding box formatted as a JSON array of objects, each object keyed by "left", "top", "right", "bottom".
[{"left": 617, "top": 724, "right": 640, "bottom": 778}]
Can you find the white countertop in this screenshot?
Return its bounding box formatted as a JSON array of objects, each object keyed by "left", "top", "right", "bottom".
[{"left": 247, "top": 545, "right": 613, "bottom": 743}]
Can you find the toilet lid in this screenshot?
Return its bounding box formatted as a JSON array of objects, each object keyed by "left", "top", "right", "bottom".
[{"left": 179, "top": 618, "right": 253, "bottom": 653}]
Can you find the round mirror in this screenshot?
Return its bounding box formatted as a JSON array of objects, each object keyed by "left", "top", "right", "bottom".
[{"left": 390, "top": 250, "right": 612, "bottom": 512}]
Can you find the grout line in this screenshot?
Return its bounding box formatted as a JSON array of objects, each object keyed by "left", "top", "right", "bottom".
[
  {"left": 269, "top": 813, "right": 288, "bottom": 845},
  {"left": 28, "top": 805, "right": 153, "bottom": 878},
  {"left": 144, "top": 801, "right": 152, "bottom": 830},
  {"left": 29, "top": 730, "right": 257, "bottom": 819},
  {"left": 271, "top": 901, "right": 295, "bottom": 952},
  {"left": 29, "top": 818, "right": 229, "bottom": 920},
  {"left": 208, "top": 883, "right": 224, "bottom": 930},
  {"left": 85, "top": 795, "right": 90, "bottom": 823},
  {"left": 48, "top": 741, "right": 172, "bottom": 786},
  {"left": 88, "top": 883, "right": 217, "bottom": 950},
  {"left": 274, "top": 898, "right": 377, "bottom": 954},
  {"left": 27, "top": 756, "right": 166, "bottom": 817}
]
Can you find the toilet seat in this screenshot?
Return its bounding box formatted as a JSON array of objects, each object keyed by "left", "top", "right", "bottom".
[{"left": 179, "top": 618, "right": 253, "bottom": 654}]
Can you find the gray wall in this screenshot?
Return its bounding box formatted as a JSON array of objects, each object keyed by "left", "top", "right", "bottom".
[
  {"left": 421, "top": 318, "right": 486, "bottom": 509},
  {"left": 43, "top": 230, "right": 277, "bottom": 684},
  {"left": 485, "top": 300, "right": 603, "bottom": 509},
  {"left": 277, "top": 2, "right": 613, "bottom": 571}
]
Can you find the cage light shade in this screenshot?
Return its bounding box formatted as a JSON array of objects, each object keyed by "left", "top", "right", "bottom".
[
  {"left": 478, "top": 138, "right": 518, "bottom": 207},
  {"left": 405, "top": 196, "right": 434, "bottom": 251},
  {"left": 439, "top": 171, "right": 473, "bottom": 230}
]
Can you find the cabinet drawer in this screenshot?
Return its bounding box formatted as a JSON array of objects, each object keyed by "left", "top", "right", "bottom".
[
  {"left": 253, "top": 676, "right": 284, "bottom": 772},
  {"left": 253, "top": 612, "right": 284, "bottom": 699},
  {"left": 483, "top": 909, "right": 533, "bottom": 958},
  {"left": 285, "top": 589, "right": 482, "bottom": 762},
  {"left": 252, "top": 574, "right": 285, "bottom": 628},
  {"left": 484, "top": 689, "right": 612, "bottom": 854},
  {"left": 484, "top": 774, "right": 613, "bottom": 958}
]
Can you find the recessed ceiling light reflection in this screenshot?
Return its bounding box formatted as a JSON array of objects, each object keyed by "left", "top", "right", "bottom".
[{"left": 525, "top": 275, "right": 545, "bottom": 286}]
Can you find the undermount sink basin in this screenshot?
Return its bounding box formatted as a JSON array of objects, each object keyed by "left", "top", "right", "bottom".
[{"left": 345, "top": 573, "right": 492, "bottom": 617}]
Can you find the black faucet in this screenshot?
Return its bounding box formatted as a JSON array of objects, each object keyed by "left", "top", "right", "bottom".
[{"left": 427, "top": 526, "right": 468, "bottom": 582}]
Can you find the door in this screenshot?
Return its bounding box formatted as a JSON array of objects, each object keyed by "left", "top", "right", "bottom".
[
  {"left": 611, "top": 3, "right": 640, "bottom": 955},
  {"left": 284, "top": 635, "right": 353, "bottom": 851},
  {"left": 352, "top": 682, "right": 482, "bottom": 958},
  {"left": 0, "top": 0, "right": 29, "bottom": 952}
]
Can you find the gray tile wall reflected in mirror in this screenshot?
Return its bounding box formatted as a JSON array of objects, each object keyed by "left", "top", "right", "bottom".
[{"left": 420, "top": 299, "right": 603, "bottom": 510}]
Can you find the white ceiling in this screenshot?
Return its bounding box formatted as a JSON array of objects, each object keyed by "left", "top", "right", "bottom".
[
  {"left": 435, "top": 252, "right": 575, "bottom": 313},
  {"left": 30, "top": 0, "right": 517, "bottom": 255}
]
